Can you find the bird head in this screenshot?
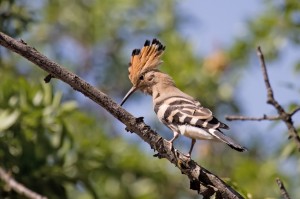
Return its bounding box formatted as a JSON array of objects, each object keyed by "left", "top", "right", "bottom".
[{"left": 121, "top": 39, "right": 166, "bottom": 106}]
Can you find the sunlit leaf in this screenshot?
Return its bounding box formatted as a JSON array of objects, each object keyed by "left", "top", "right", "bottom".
[
  {"left": 60, "top": 101, "right": 77, "bottom": 113},
  {"left": 0, "top": 109, "right": 20, "bottom": 131},
  {"left": 33, "top": 91, "right": 43, "bottom": 106}
]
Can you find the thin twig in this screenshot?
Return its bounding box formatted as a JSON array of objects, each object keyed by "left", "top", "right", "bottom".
[
  {"left": 0, "top": 31, "right": 244, "bottom": 199},
  {"left": 227, "top": 47, "right": 300, "bottom": 150},
  {"left": 226, "top": 114, "right": 281, "bottom": 121},
  {"left": 0, "top": 167, "right": 47, "bottom": 199},
  {"left": 257, "top": 46, "right": 300, "bottom": 150},
  {"left": 257, "top": 47, "right": 276, "bottom": 105},
  {"left": 290, "top": 107, "right": 300, "bottom": 117},
  {"left": 276, "top": 178, "right": 291, "bottom": 199}
]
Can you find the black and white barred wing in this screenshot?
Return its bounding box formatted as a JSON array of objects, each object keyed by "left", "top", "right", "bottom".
[
  {"left": 155, "top": 97, "right": 229, "bottom": 130},
  {"left": 154, "top": 97, "right": 247, "bottom": 151}
]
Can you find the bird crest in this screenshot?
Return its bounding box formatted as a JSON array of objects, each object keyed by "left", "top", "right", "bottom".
[{"left": 128, "top": 38, "right": 166, "bottom": 86}]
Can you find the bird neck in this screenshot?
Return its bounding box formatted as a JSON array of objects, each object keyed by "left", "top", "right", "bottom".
[
  {"left": 151, "top": 73, "right": 195, "bottom": 103},
  {"left": 152, "top": 80, "right": 181, "bottom": 100},
  {"left": 140, "top": 71, "right": 176, "bottom": 97}
]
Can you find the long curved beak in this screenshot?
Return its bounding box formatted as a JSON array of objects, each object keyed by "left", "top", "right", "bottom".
[{"left": 120, "top": 86, "right": 137, "bottom": 106}]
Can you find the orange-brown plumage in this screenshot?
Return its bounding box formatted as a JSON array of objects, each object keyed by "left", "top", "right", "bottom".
[{"left": 128, "top": 39, "right": 165, "bottom": 86}]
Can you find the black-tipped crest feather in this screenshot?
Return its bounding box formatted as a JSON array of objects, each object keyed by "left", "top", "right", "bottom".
[
  {"left": 132, "top": 49, "right": 140, "bottom": 56},
  {"left": 128, "top": 38, "right": 166, "bottom": 86},
  {"left": 144, "top": 40, "right": 150, "bottom": 46}
]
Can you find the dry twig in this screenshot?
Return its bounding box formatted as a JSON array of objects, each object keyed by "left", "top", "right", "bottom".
[
  {"left": 226, "top": 114, "right": 281, "bottom": 121},
  {"left": 226, "top": 46, "right": 300, "bottom": 150},
  {"left": 0, "top": 31, "right": 244, "bottom": 199}
]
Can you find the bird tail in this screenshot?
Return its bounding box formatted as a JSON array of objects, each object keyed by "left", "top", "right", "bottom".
[{"left": 208, "top": 129, "right": 247, "bottom": 152}]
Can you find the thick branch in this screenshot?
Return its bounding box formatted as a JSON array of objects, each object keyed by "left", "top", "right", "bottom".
[
  {"left": 0, "top": 167, "right": 47, "bottom": 199},
  {"left": 276, "top": 178, "right": 291, "bottom": 199},
  {"left": 0, "top": 32, "right": 244, "bottom": 198}
]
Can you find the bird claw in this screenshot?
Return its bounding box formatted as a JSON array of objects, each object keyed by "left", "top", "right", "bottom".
[
  {"left": 182, "top": 153, "right": 191, "bottom": 160},
  {"left": 165, "top": 140, "right": 174, "bottom": 151}
]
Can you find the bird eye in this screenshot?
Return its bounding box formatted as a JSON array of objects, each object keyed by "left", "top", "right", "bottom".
[{"left": 139, "top": 75, "right": 144, "bottom": 80}]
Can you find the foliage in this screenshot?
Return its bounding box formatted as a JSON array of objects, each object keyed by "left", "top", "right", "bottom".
[
  {"left": 0, "top": 69, "right": 192, "bottom": 199},
  {"left": 0, "top": 0, "right": 35, "bottom": 37},
  {"left": 1, "top": 0, "right": 300, "bottom": 198},
  {"left": 21, "top": 0, "right": 233, "bottom": 110},
  {"left": 228, "top": 0, "right": 300, "bottom": 65}
]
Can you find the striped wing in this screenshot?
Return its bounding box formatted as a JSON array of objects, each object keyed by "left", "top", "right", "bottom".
[{"left": 154, "top": 96, "right": 229, "bottom": 130}]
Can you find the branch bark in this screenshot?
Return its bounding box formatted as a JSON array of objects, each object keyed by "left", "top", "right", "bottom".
[
  {"left": 0, "top": 32, "right": 244, "bottom": 198},
  {"left": 257, "top": 46, "right": 300, "bottom": 149},
  {"left": 0, "top": 167, "right": 47, "bottom": 199},
  {"left": 226, "top": 114, "right": 281, "bottom": 121},
  {"left": 276, "top": 178, "right": 291, "bottom": 199},
  {"left": 226, "top": 46, "right": 300, "bottom": 150}
]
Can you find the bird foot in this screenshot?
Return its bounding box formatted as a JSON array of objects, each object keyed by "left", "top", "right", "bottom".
[
  {"left": 165, "top": 140, "right": 174, "bottom": 151},
  {"left": 183, "top": 153, "right": 191, "bottom": 159}
]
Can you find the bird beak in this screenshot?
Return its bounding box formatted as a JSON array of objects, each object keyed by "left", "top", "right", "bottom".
[{"left": 120, "top": 86, "right": 137, "bottom": 106}]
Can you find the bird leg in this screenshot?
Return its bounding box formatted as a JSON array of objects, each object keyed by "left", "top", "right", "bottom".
[
  {"left": 166, "top": 131, "right": 179, "bottom": 151},
  {"left": 186, "top": 139, "right": 196, "bottom": 158}
]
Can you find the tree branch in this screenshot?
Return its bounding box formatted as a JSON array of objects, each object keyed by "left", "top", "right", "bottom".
[
  {"left": 227, "top": 47, "right": 300, "bottom": 150},
  {"left": 0, "top": 32, "right": 244, "bottom": 198},
  {"left": 226, "top": 114, "right": 281, "bottom": 121},
  {"left": 0, "top": 166, "right": 47, "bottom": 199},
  {"left": 290, "top": 107, "right": 300, "bottom": 117},
  {"left": 257, "top": 46, "right": 300, "bottom": 149},
  {"left": 276, "top": 178, "right": 291, "bottom": 199}
]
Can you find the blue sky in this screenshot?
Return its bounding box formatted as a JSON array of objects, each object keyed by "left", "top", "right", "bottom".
[{"left": 179, "top": 0, "right": 262, "bottom": 55}]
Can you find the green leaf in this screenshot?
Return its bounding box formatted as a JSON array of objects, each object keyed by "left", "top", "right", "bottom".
[
  {"left": 0, "top": 109, "right": 20, "bottom": 131},
  {"left": 33, "top": 91, "right": 43, "bottom": 106},
  {"left": 52, "top": 91, "right": 62, "bottom": 108},
  {"left": 60, "top": 101, "right": 78, "bottom": 113}
]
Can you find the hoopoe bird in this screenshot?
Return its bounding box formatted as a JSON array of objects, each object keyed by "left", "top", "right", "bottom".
[{"left": 121, "top": 39, "right": 247, "bottom": 157}]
